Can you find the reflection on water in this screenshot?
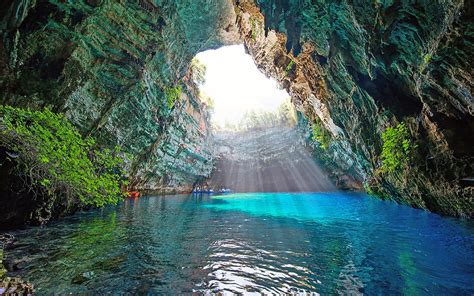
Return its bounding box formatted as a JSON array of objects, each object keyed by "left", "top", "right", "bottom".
[{"left": 5, "top": 193, "right": 474, "bottom": 294}]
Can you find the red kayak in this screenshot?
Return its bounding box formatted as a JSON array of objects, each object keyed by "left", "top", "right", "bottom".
[{"left": 126, "top": 191, "right": 140, "bottom": 198}]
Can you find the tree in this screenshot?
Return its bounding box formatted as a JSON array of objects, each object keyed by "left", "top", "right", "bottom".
[
  {"left": 190, "top": 58, "right": 206, "bottom": 85},
  {"left": 0, "top": 106, "right": 127, "bottom": 207}
]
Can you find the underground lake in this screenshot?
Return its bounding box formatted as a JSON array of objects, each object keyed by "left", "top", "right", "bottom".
[
  {"left": 1, "top": 0, "right": 473, "bottom": 294},
  {"left": 4, "top": 193, "right": 474, "bottom": 294}
]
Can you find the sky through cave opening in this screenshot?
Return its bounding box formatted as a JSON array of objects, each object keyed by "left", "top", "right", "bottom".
[
  {"left": 195, "top": 44, "right": 292, "bottom": 130},
  {"left": 193, "top": 45, "right": 335, "bottom": 193}
]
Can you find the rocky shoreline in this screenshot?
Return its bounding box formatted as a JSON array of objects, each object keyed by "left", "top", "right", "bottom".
[{"left": 0, "top": 234, "right": 34, "bottom": 295}]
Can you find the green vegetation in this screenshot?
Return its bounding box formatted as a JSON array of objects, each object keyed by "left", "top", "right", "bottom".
[
  {"left": 0, "top": 106, "right": 127, "bottom": 207},
  {"left": 419, "top": 53, "right": 432, "bottom": 71},
  {"left": 199, "top": 91, "right": 215, "bottom": 111},
  {"left": 423, "top": 53, "right": 432, "bottom": 65},
  {"left": 312, "top": 120, "right": 331, "bottom": 150},
  {"left": 380, "top": 122, "right": 415, "bottom": 173},
  {"left": 250, "top": 17, "right": 260, "bottom": 40},
  {"left": 190, "top": 58, "right": 206, "bottom": 85},
  {"left": 164, "top": 85, "right": 182, "bottom": 109},
  {"left": 285, "top": 59, "right": 295, "bottom": 76},
  {"left": 0, "top": 249, "right": 5, "bottom": 279},
  {"left": 363, "top": 182, "right": 376, "bottom": 196},
  {"left": 278, "top": 98, "right": 298, "bottom": 125},
  {"left": 222, "top": 98, "right": 297, "bottom": 131}
]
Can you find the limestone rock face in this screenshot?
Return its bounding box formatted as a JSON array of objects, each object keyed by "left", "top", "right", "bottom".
[
  {"left": 208, "top": 127, "right": 335, "bottom": 192},
  {"left": 1, "top": 0, "right": 472, "bottom": 218},
  {"left": 234, "top": 0, "right": 473, "bottom": 217},
  {"left": 0, "top": 0, "right": 238, "bottom": 193}
]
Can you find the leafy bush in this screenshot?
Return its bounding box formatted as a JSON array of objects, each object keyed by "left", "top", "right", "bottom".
[
  {"left": 191, "top": 58, "right": 206, "bottom": 85},
  {"left": 225, "top": 99, "right": 296, "bottom": 132},
  {"left": 363, "top": 182, "right": 374, "bottom": 195},
  {"left": 312, "top": 121, "right": 331, "bottom": 150},
  {"left": 419, "top": 53, "right": 432, "bottom": 71},
  {"left": 380, "top": 122, "right": 415, "bottom": 173},
  {"left": 165, "top": 85, "right": 182, "bottom": 109},
  {"left": 423, "top": 53, "right": 432, "bottom": 65},
  {"left": 277, "top": 98, "right": 297, "bottom": 126},
  {"left": 0, "top": 106, "right": 126, "bottom": 207},
  {"left": 0, "top": 249, "right": 6, "bottom": 279},
  {"left": 250, "top": 17, "right": 260, "bottom": 40},
  {"left": 285, "top": 59, "right": 295, "bottom": 76},
  {"left": 199, "top": 91, "right": 215, "bottom": 111}
]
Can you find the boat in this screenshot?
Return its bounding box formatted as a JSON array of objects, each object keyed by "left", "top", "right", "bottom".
[
  {"left": 192, "top": 189, "right": 215, "bottom": 194},
  {"left": 126, "top": 191, "right": 140, "bottom": 198}
]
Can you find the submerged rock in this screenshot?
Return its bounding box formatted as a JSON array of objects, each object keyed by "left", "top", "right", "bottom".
[
  {"left": 0, "top": 277, "right": 34, "bottom": 296},
  {"left": 71, "top": 271, "right": 94, "bottom": 285},
  {"left": 0, "top": 235, "right": 34, "bottom": 295}
]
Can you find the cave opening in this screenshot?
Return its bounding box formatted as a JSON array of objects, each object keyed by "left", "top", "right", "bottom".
[
  {"left": 192, "top": 44, "right": 335, "bottom": 193},
  {"left": 0, "top": 0, "right": 473, "bottom": 293},
  {"left": 194, "top": 44, "right": 290, "bottom": 130}
]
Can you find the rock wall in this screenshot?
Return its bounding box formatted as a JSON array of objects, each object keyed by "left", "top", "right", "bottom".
[
  {"left": 208, "top": 127, "right": 335, "bottom": 192},
  {"left": 1, "top": 0, "right": 472, "bottom": 217},
  {"left": 0, "top": 0, "right": 239, "bottom": 193},
  {"left": 233, "top": 0, "right": 473, "bottom": 217}
]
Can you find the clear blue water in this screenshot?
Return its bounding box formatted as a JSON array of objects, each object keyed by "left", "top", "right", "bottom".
[{"left": 5, "top": 192, "right": 474, "bottom": 294}]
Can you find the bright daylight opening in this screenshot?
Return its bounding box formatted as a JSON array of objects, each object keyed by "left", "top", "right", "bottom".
[
  {"left": 192, "top": 44, "right": 334, "bottom": 193},
  {"left": 195, "top": 44, "right": 293, "bottom": 130}
]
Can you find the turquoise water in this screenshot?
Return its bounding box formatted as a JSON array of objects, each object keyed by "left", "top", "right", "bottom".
[{"left": 5, "top": 192, "right": 474, "bottom": 294}]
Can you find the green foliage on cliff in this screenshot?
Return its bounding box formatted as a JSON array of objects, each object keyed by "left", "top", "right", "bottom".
[
  {"left": 285, "top": 60, "right": 295, "bottom": 76},
  {"left": 250, "top": 17, "right": 260, "bottom": 40},
  {"left": 165, "top": 86, "right": 182, "bottom": 109},
  {"left": 199, "top": 91, "right": 215, "bottom": 111},
  {"left": 380, "top": 122, "right": 415, "bottom": 173},
  {"left": 224, "top": 99, "right": 296, "bottom": 131},
  {"left": 0, "top": 106, "right": 126, "bottom": 207},
  {"left": 363, "top": 182, "right": 375, "bottom": 195},
  {"left": 0, "top": 249, "right": 5, "bottom": 279},
  {"left": 312, "top": 120, "right": 331, "bottom": 150},
  {"left": 191, "top": 58, "right": 207, "bottom": 85},
  {"left": 419, "top": 53, "right": 432, "bottom": 71}
]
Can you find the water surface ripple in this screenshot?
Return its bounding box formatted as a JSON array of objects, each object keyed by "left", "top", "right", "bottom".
[{"left": 5, "top": 193, "right": 474, "bottom": 294}]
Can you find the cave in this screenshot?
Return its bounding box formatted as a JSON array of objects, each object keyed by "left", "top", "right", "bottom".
[
  {"left": 0, "top": 0, "right": 473, "bottom": 294},
  {"left": 194, "top": 44, "right": 337, "bottom": 193}
]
